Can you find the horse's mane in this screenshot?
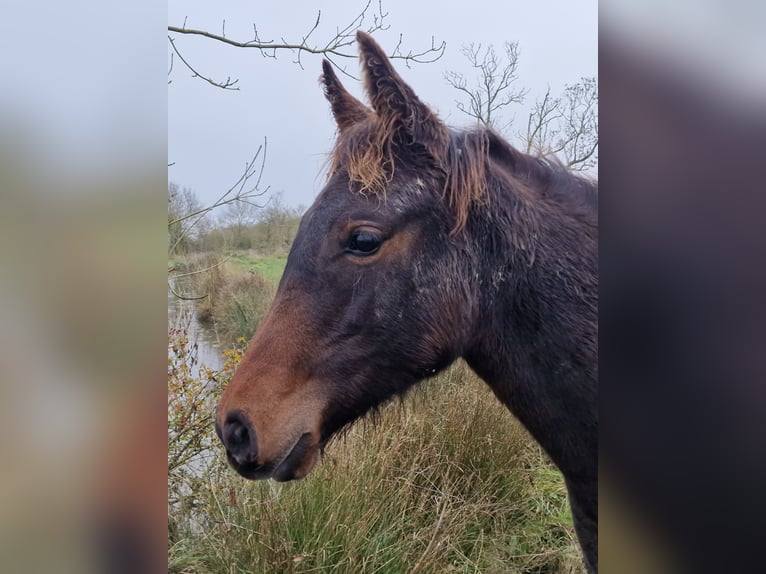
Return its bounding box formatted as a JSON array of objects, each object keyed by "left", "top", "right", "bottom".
[
  {"left": 483, "top": 130, "right": 598, "bottom": 223},
  {"left": 329, "top": 115, "right": 597, "bottom": 232}
]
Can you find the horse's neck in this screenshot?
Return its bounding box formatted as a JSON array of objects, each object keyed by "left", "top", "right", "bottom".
[{"left": 463, "top": 185, "right": 598, "bottom": 477}]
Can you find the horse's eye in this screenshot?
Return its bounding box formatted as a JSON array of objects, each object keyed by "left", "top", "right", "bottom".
[{"left": 346, "top": 229, "right": 382, "bottom": 256}]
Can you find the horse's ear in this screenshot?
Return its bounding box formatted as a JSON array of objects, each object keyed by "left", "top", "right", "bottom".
[
  {"left": 321, "top": 59, "right": 372, "bottom": 132},
  {"left": 356, "top": 31, "right": 449, "bottom": 157}
]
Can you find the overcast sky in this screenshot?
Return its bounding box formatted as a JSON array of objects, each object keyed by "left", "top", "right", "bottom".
[{"left": 168, "top": 1, "right": 597, "bottom": 210}]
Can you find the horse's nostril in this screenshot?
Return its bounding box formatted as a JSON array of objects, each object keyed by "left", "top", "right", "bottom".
[
  {"left": 222, "top": 411, "right": 258, "bottom": 466},
  {"left": 232, "top": 424, "right": 247, "bottom": 444}
]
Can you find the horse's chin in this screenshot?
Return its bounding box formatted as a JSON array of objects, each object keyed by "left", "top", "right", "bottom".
[
  {"left": 273, "top": 433, "right": 319, "bottom": 481},
  {"left": 229, "top": 432, "right": 319, "bottom": 482}
]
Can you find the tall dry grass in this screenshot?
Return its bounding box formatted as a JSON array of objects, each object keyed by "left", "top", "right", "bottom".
[
  {"left": 171, "top": 253, "right": 275, "bottom": 348},
  {"left": 169, "top": 356, "right": 582, "bottom": 573},
  {"left": 168, "top": 253, "right": 583, "bottom": 573}
]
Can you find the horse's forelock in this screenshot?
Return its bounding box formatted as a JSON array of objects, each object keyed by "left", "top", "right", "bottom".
[
  {"left": 328, "top": 120, "right": 493, "bottom": 233},
  {"left": 328, "top": 114, "right": 397, "bottom": 198}
]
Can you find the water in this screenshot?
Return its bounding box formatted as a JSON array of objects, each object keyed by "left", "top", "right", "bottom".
[
  {"left": 168, "top": 278, "right": 223, "bottom": 371},
  {"left": 168, "top": 278, "right": 224, "bottom": 487}
]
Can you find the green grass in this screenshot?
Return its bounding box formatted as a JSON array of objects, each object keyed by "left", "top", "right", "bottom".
[
  {"left": 228, "top": 251, "right": 288, "bottom": 284},
  {"left": 169, "top": 250, "right": 287, "bottom": 286}
]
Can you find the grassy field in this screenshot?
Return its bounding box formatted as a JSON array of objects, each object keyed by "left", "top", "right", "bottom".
[
  {"left": 168, "top": 250, "right": 583, "bottom": 573},
  {"left": 227, "top": 251, "right": 288, "bottom": 285}
]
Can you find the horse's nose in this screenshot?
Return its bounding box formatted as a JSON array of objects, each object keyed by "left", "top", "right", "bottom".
[{"left": 221, "top": 411, "right": 258, "bottom": 466}]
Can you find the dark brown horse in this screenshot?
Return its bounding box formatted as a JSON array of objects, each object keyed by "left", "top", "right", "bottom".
[{"left": 216, "top": 31, "right": 598, "bottom": 573}]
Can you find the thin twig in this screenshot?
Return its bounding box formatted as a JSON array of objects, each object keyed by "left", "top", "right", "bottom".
[
  {"left": 168, "top": 35, "right": 240, "bottom": 90},
  {"left": 168, "top": 138, "right": 269, "bottom": 255},
  {"left": 168, "top": 281, "right": 209, "bottom": 301},
  {"left": 169, "top": 254, "right": 234, "bottom": 280}
]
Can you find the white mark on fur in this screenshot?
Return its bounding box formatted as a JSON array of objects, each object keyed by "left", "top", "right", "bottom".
[{"left": 492, "top": 265, "right": 508, "bottom": 289}]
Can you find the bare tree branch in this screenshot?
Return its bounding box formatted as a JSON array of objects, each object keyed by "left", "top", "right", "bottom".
[
  {"left": 446, "top": 41, "right": 598, "bottom": 172},
  {"left": 170, "top": 254, "right": 234, "bottom": 280},
  {"left": 168, "top": 138, "right": 270, "bottom": 257},
  {"left": 167, "top": 142, "right": 270, "bottom": 300},
  {"left": 523, "top": 77, "right": 598, "bottom": 171},
  {"left": 560, "top": 78, "right": 598, "bottom": 169},
  {"left": 168, "top": 1, "right": 445, "bottom": 88},
  {"left": 523, "top": 87, "right": 564, "bottom": 155},
  {"left": 168, "top": 281, "right": 209, "bottom": 301},
  {"left": 444, "top": 42, "right": 528, "bottom": 133},
  {"left": 168, "top": 34, "right": 239, "bottom": 91}
]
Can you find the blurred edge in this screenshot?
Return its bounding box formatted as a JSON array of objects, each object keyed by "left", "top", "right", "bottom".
[
  {"left": 0, "top": 1, "right": 167, "bottom": 573},
  {"left": 600, "top": 2, "right": 766, "bottom": 573}
]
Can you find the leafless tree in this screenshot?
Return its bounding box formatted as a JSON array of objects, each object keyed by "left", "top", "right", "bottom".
[
  {"left": 168, "top": 183, "right": 205, "bottom": 255},
  {"left": 221, "top": 197, "right": 258, "bottom": 249},
  {"left": 447, "top": 42, "right": 598, "bottom": 171},
  {"left": 523, "top": 77, "right": 598, "bottom": 171},
  {"left": 255, "top": 192, "right": 304, "bottom": 249},
  {"left": 168, "top": 0, "right": 445, "bottom": 90},
  {"left": 444, "top": 42, "right": 528, "bottom": 133}
]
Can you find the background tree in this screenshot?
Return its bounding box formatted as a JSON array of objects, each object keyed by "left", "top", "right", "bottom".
[
  {"left": 446, "top": 43, "right": 598, "bottom": 172},
  {"left": 221, "top": 198, "right": 257, "bottom": 250},
  {"left": 444, "top": 42, "right": 528, "bottom": 133},
  {"left": 522, "top": 77, "right": 598, "bottom": 171},
  {"left": 168, "top": 182, "right": 205, "bottom": 255},
  {"left": 263, "top": 193, "right": 305, "bottom": 249}
]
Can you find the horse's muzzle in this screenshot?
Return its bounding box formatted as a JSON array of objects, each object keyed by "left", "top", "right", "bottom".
[{"left": 215, "top": 411, "right": 317, "bottom": 482}]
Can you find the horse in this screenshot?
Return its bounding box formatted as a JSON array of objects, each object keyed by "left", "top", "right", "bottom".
[{"left": 215, "top": 31, "right": 598, "bottom": 573}]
